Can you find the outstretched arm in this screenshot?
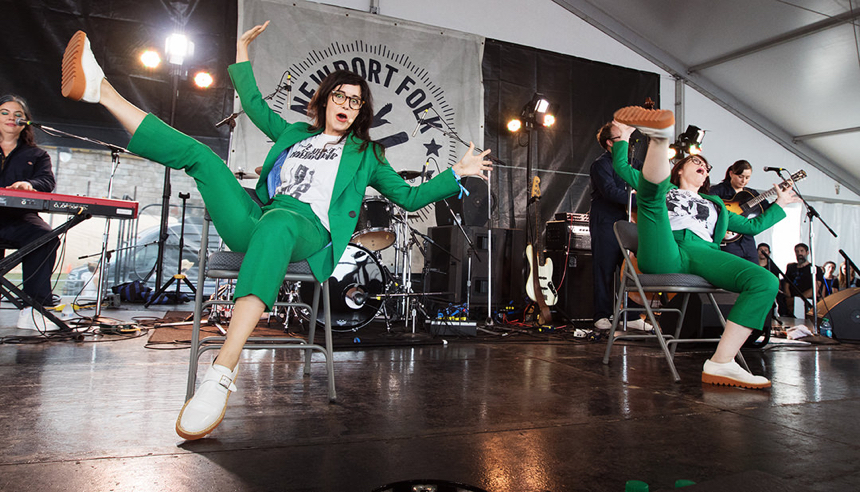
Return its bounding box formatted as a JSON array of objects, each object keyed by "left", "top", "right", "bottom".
[{"left": 451, "top": 142, "right": 493, "bottom": 180}]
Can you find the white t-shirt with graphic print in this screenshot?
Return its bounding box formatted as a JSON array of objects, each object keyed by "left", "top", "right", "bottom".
[
  {"left": 272, "top": 133, "right": 344, "bottom": 231},
  {"left": 666, "top": 188, "right": 718, "bottom": 242}
]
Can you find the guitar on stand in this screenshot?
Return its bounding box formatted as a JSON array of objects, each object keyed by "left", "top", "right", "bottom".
[
  {"left": 525, "top": 176, "right": 557, "bottom": 324},
  {"left": 724, "top": 170, "right": 806, "bottom": 242}
]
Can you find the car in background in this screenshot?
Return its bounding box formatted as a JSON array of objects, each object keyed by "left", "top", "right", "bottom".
[{"left": 63, "top": 216, "right": 222, "bottom": 299}]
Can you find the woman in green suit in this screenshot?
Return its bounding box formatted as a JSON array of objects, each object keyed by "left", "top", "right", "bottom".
[
  {"left": 612, "top": 106, "right": 798, "bottom": 390},
  {"left": 61, "top": 21, "right": 492, "bottom": 440}
]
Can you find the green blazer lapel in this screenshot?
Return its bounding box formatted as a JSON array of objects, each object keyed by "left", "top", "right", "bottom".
[
  {"left": 700, "top": 193, "right": 729, "bottom": 244},
  {"left": 331, "top": 133, "right": 364, "bottom": 202}
]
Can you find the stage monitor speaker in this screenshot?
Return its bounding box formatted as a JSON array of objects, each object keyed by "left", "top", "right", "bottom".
[
  {"left": 426, "top": 226, "right": 525, "bottom": 307},
  {"left": 434, "top": 177, "right": 495, "bottom": 227},
  {"left": 545, "top": 250, "right": 593, "bottom": 320},
  {"left": 817, "top": 288, "right": 860, "bottom": 340}
]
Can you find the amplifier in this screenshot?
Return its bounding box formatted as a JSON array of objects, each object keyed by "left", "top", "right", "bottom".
[
  {"left": 554, "top": 212, "right": 589, "bottom": 224},
  {"left": 546, "top": 220, "right": 591, "bottom": 251}
]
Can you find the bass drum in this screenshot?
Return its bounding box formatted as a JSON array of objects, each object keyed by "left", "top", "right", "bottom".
[{"left": 300, "top": 243, "right": 387, "bottom": 331}]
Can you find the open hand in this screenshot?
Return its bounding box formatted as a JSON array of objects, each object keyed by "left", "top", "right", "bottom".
[
  {"left": 237, "top": 20, "right": 270, "bottom": 63},
  {"left": 774, "top": 181, "right": 801, "bottom": 207},
  {"left": 452, "top": 142, "right": 493, "bottom": 181}
]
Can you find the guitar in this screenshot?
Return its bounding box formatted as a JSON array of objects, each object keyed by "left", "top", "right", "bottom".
[
  {"left": 525, "top": 176, "right": 557, "bottom": 323},
  {"left": 724, "top": 169, "right": 806, "bottom": 242}
]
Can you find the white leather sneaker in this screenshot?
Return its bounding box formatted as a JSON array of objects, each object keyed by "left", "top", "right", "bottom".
[
  {"left": 626, "top": 318, "right": 654, "bottom": 332},
  {"left": 62, "top": 31, "right": 105, "bottom": 103},
  {"left": 702, "top": 359, "right": 771, "bottom": 389},
  {"left": 594, "top": 318, "right": 612, "bottom": 330},
  {"left": 16, "top": 307, "right": 62, "bottom": 332},
  {"left": 613, "top": 106, "right": 675, "bottom": 140},
  {"left": 176, "top": 363, "right": 238, "bottom": 440}
]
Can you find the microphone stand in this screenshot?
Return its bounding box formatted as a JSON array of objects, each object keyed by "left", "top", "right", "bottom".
[
  {"left": 776, "top": 169, "right": 837, "bottom": 333},
  {"left": 35, "top": 124, "right": 133, "bottom": 325},
  {"left": 426, "top": 107, "right": 499, "bottom": 324}
]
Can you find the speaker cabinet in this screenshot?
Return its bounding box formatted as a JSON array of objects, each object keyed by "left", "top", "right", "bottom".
[
  {"left": 818, "top": 287, "right": 860, "bottom": 340},
  {"left": 434, "top": 177, "right": 495, "bottom": 227},
  {"left": 545, "top": 249, "right": 593, "bottom": 320},
  {"left": 426, "top": 226, "right": 525, "bottom": 306}
]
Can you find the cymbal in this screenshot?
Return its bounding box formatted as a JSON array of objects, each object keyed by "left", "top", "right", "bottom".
[
  {"left": 398, "top": 170, "right": 422, "bottom": 180},
  {"left": 234, "top": 168, "right": 258, "bottom": 180}
]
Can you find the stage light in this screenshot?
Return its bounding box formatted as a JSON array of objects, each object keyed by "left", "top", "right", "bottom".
[
  {"left": 140, "top": 50, "right": 161, "bottom": 69},
  {"left": 165, "top": 33, "right": 194, "bottom": 65},
  {"left": 668, "top": 144, "right": 679, "bottom": 160},
  {"left": 193, "top": 71, "right": 213, "bottom": 89},
  {"left": 518, "top": 93, "right": 556, "bottom": 130},
  {"left": 507, "top": 118, "right": 522, "bottom": 132},
  {"left": 542, "top": 114, "right": 555, "bottom": 128},
  {"left": 669, "top": 125, "right": 706, "bottom": 159}
]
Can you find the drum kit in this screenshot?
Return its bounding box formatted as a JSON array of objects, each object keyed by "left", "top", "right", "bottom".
[{"left": 220, "top": 168, "right": 446, "bottom": 333}]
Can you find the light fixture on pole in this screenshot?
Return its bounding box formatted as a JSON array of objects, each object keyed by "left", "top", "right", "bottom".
[
  {"left": 149, "top": 32, "right": 193, "bottom": 292},
  {"left": 668, "top": 125, "right": 705, "bottom": 160}
]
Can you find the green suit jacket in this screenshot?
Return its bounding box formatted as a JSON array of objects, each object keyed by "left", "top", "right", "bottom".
[
  {"left": 228, "top": 62, "right": 460, "bottom": 281},
  {"left": 610, "top": 141, "right": 786, "bottom": 244}
]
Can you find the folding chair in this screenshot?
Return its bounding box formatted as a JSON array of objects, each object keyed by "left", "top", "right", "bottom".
[
  {"left": 184, "top": 209, "right": 336, "bottom": 403},
  {"left": 602, "top": 221, "right": 749, "bottom": 381}
]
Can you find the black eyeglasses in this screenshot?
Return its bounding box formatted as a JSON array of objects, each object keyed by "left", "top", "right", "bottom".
[
  {"left": 330, "top": 90, "right": 364, "bottom": 110},
  {"left": 690, "top": 157, "right": 712, "bottom": 172}
]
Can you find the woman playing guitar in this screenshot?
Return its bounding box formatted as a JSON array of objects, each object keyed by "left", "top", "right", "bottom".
[{"left": 709, "top": 160, "right": 761, "bottom": 263}]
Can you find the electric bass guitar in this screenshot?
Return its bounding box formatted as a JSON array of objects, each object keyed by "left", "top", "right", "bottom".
[
  {"left": 724, "top": 169, "right": 806, "bottom": 243},
  {"left": 525, "top": 177, "right": 557, "bottom": 323}
]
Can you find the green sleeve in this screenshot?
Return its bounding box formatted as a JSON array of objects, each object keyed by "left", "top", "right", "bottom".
[
  {"left": 610, "top": 141, "right": 641, "bottom": 190},
  {"left": 227, "top": 61, "right": 289, "bottom": 142},
  {"left": 725, "top": 202, "right": 787, "bottom": 235},
  {"left": 370, "top": 160, "right": 460, "bottom": 212}
]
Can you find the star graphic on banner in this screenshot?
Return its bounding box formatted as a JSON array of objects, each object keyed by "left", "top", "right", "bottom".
[{"left": 423, "top": 138, "right": 442, "bottom": 157}]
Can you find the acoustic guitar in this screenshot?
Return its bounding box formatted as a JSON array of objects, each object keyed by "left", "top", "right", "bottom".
[
  {"left": 723, "top": 169, "right": 806, "bottom": 243},
  {"left": 525, "top": 176, "right": 557, "bottom": 323}
]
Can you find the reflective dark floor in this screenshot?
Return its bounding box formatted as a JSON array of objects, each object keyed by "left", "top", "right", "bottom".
[{"left": 1, "top": 302, "right": 859, "bottom": 491}]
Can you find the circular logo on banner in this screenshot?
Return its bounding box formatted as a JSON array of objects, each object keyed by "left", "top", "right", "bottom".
[{"left": 271, "top": 41, "right": 459, "bottom": 176}]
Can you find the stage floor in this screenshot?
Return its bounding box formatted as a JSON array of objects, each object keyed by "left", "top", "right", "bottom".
[{"left": 0, "top": 299, "right": 858, "bottom": 491}]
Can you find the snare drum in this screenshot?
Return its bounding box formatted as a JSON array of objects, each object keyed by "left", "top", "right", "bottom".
[{"left": 352, "top": 196, "right": 395, "bottom": 251}]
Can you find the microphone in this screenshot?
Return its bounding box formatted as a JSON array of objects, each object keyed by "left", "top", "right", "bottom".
[
  {"left": 15, "top": 117, "right": 38, "bottom": 127},
  {"left": 411, "top": 109, "right": 428, "bottom": 137},
  {"left": 763, "top": 166, "right": 785, "bottom": 173}
]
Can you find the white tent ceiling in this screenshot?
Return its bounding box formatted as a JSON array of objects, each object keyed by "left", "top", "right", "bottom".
[{"left": 552, "top": 0, "right": 860, "bottom": 196}]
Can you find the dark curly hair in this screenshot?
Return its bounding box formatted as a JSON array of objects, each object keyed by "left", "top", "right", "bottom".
[
  {"left": 0, "top": 94, "right": 36, "bottom": 147},
  {"left": 306, "top": 70, "right": 384, "bottom": 161}
]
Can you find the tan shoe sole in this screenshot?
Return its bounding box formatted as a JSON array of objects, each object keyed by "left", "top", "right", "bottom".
[
  {"left": 174, "top": 393, "right": 232, "bottom": 440},
  {"left": 614, "top": 106, "right": 674, "bottom": 130},
  {"left": 61, "top": 31, "right": 88, "bottom": 101},
  {"left": 702, "top": 372, "right": 772, "bottom": 390}
]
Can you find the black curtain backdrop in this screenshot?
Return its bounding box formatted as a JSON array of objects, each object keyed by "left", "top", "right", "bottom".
[
  {"left": 483, "top": 39, "right": 660, "bottom": 230},
  {"left": 0, "top": 0, "right": 236, "bottom": 158}
]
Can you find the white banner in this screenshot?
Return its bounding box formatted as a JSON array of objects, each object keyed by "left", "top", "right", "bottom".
[{"left": 232, "top": 0, "right": 485, "bottom": 184}]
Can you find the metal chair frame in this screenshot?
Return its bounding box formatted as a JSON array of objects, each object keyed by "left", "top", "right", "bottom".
[
  {"left": 184, "top": 209, "right": 336, "bottom": 403},
  {"left": 602, "top": 221, "right": 749, "bottom": 381}
]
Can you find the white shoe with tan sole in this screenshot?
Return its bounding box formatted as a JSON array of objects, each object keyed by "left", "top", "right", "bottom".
[
  {"left": 702, "top": 359, "right": 771, "bottom": 389},
  {"left": 176, "top": 363, "right": 238, "bottom": 440}
]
